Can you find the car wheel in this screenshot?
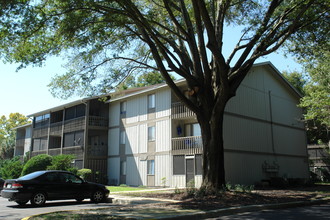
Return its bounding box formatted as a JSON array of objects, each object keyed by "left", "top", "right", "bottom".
[
  {"left": 31, "top": 192, "right": 47, "bottom": 206},
  {"left": 16, "top": 200, "right": 29, "bottom": 206},
  {"left": 91, "top": 190, "right": 105, "bottom": 203}
]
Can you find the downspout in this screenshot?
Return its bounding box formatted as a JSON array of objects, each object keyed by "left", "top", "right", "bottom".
[{"left": 268, "top": 91, "right": 276, "bottom": 155}]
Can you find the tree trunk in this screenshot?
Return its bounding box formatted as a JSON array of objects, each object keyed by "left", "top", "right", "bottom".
[{"left": 199, "top": 101, "right": 227, "bottom": 191}]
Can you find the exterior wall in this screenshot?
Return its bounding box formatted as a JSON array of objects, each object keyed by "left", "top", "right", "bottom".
[
  {"left": 107, "top": 88, "right": 172, "bottom": 186},
  {"left": 106, "top": 63, "right": 308, "bottom": 187},
  {"left": 223, "top": 65, "right": 309, "bottom": 185}
]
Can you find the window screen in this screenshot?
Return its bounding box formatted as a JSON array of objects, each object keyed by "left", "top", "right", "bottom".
[
  {"left": 195, "top": 154, "right": 203, "bottom": 175},
  {"left": 173, "top": 155, "right": 185, "bottom": 175}
]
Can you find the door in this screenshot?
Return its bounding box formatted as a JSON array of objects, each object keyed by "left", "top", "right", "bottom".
[{"left": 186, "top": 158, "right": 195, "bottom": 187}]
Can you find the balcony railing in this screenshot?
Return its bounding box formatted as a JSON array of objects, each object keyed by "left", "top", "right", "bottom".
[
  {"left": 15, "top": 139, "right": 25, "bottom": 147},
  {"left": 171, "top": 102, "right": 195, "bottom": 119},
  {"left": 49, "top": 148, "right": 61, "bottom": 156},
  {"left": 89, "top": 116, "right": 108, "bottom": 128},
  {"left": 64, "top": 117, "right": 85, "bottom": 133},
  {"left": 172, "top": 136, "right": 202, "bottom": 154},
  {"left": 63, "top": 146, "right": 84, "bottom": 160},
  {"left": 87, "top": 144, "right": 108, "bottom": 157},
  {"left": 50, "top": 121, "right": 62, "bottom": 135}
]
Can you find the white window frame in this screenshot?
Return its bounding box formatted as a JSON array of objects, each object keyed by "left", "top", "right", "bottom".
[
  {"left": 148, "top": 126, "right": 155, "bottom": 141},
  {"left": 148, "top": 94, "right": 155, "bottom": 109},
  {"left": 147, "top": 160, "right": 155, "bottom": 175}
]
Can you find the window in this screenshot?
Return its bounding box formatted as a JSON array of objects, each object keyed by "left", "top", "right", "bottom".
[
  {"left": 34, "top": 114, "right": 50, "bottom": 128},
  {"left": 147, "top": 160, "right": 155, "bottom": 175},
  {"left": 120, "top": 161, "right": 127, "bottom": 175},
  {"left": 120, "top": 130, "right": 126, "bottom": 145},
  {"left": 148, "top": 126, "right": 155, "bottom": 141},
  {"left": 120, "top": 102, "right": 127, "bottom": 114},
  {"left": 173, "top": 155, "right": 185, "bottom": 175},
  {"left": 148, "top": 94, "right": 155, "bottom": 109},
  {"left": 64, "top": 131, "right": 84, "bottom": 147},
  {"left": 195, "top": 154, "right": 203, "bottom": 175},
  {"left": 65, "top": 104, "right": 86, "bottom": 120},
  {"left": 185, "top": 123, "right": 201, "bottom": 136},
  {"left": 32, "top": 138, "right": 48, "bottom": 151}
]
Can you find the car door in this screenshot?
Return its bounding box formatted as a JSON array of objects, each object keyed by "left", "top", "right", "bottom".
[
  {"left": 57, "top": 172, "right": 87, "bottom": 199},
  {"left": 38, "top": 172, "right": 63, "bottom": 200}
]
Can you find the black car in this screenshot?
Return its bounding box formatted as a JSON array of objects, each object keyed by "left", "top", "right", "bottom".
[
  {"left": 0, "top": 170, "right": 109, "bottom": 206},
  {"left": 0, "top": 178, "right": 4, "bottom": 191}
]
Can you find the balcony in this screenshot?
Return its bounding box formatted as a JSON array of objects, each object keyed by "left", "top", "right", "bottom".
[
  {"left": 15, "top": 139, "right": 25, "bottom": 148},
  {"left": 64, "top": 117, "right": 85, "bottom": 133},
  {"left": 87, "top": 144, "right": 108, "bottom": 158},
  {"left": 171, "top": 102, "right": 195, "bottom": 119},
  {"left": 63, "top": 146, "right": 84, "bottom": 160},
  {"left": 50, "top": 121, "right": 62, "bottom": 135},
  {"left": 88, "top": 116, "right": 108, "bottom": 128},
  {"left": 172, "top": 136, "right": 202, "bottom": 154}
]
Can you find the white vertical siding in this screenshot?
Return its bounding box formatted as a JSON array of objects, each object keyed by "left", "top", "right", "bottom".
[
  {"left": 126, "top": 125, "right": 139, "bottom": 154},
  {"left": 223, "top": 114, "right": 272, "bottom": 153},
  {"left": 155, "top": 155, "right": 171, "bottom": 186},
  {"left": 171, "top": 176, "right": 186, "bottom": 188},
  {"left": 139, "top": 124, "right": 148, "bottom": 153},
  {"left": 108, "top": 157, "right": 120, "bottom": 185},
  {"left": 108, "top": 128, "right": 119, "bottom": 156},
  {"left": 109, "top": 103, "right": 120, "bottom": 127},
  {"left": 139, "top": 96, "right": 148, "bottom": 121},
  {"left": 156, "top": 119, "right": 171, "bottom": 152},
  {"left": 139, "top": 160, "right": 147, "bottom": 185},
  {"left": 226, "top": 85, "right": 268, "bottom": 121},
  {"left": 156, "top": 88, "right": 171, "bottom": 118},
  {"left": 126, "top": 98, "right": 140, "bottom": 124},
  {"left": 273, "top": 125, "right": 307, "bottom": 156},
  {"left": 127, "top": 156, "right": 142, "bottom": 186}
]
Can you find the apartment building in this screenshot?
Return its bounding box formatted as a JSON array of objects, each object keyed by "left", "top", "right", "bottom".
[
  {"left": 15, "top": 62, "right": 309, "bottom": 187},
  {"left": 107, "top": 62, "right": 309, "bottom": 187}
]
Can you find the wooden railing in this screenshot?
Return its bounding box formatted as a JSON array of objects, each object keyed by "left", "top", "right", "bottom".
[
  {"left": 15, "top": 139, "right": 25, "bottom": 147},
  {"left": 172, "top": 136, "right": 202, "bottom": 154},
  {"left": 63, "top": 146, "right": 84, "bottom": 159},
  {"left": 89, "top": 116, "right": 108, "bottom": 128},
  {"left": 64, "top": 117, "right": 85, "bottom": 133},
  {"left": 87, "top": 144, "right": 108, "bottom": 157},
  {"left": 171, "top": 102, "right": 195, "bottom": 119}
]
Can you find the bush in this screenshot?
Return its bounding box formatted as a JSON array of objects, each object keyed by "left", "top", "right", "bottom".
[
  {"left": 47, "top": 154, "right": 75, "bottom": 171},
  {"left": 77, "top": 168, "right": 92, "bottom": 180},
  {"left": 0, "top": 157, "right": 24, "bottom": 179},
  {"left": 21, "top": 154, "right": 52, "bottom": 176}
]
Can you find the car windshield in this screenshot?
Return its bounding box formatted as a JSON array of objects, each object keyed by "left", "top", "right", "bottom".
[{"left": 18, "top": 171, "right": 46, "bottom": 180}]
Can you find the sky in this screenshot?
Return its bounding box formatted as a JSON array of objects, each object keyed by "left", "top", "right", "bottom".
[{"left": 0, "top": 26, "right": 303, "bottom": 118}]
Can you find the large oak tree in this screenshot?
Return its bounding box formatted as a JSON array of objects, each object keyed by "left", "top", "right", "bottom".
[{"left": 0, "top": 0, "right": 328, "bottom": 190}]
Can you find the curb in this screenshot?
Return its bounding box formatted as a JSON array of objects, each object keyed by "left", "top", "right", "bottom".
[{"left": 156, "top": 197, "right": 330, "bottom": 220}]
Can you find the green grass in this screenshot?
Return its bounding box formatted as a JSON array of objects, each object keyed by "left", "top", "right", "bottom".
[{"left": 107, "top": 185, "right": 147, "bottom": 192}]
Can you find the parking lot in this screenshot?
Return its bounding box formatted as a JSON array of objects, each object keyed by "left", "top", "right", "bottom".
[{"left": 0, "top": 196, "right": 114, "bottom": 220}]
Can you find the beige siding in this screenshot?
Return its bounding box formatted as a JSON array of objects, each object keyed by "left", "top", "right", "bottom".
[
  {"left": 271, "top": 95, "right": 304, "bottom": 128},
  {"left": 223, "top": 114, "right": 272, "bottom": 153},
  {"left": 127, "top": 156, "right": 142, "bottom": 186},
  {"left": 108, "top": 157, "right": 120, "bottom": 185},
  {"left": 226, "top": 84, "right": 269, "bottom": 120},
  {"left": 126, "top": 125, "right": 139, "bottom": 154},
  {"left": 139, "top": 160, "right": 147, "bottom": 185},
  {"left": 273, "top": 125, "right": 307, "bottom": 156},
  {"left": 109, "top": 102, "right": 120, "bottom": 127},
  {"left": 126, "top": 98, "right": 140, "bottom": 124},
  {"left": 139, "top": 124, "right": 148, "bottom": 153},
  {"left": 126, "top": 96, "right": 147, "bottom": 124},
  {"left": 156, "top": 88, "right": 171, "bottom": 118},
  {"left": 171, "top": 175, "right": 185, "bottom": 188},
  {"left": 108, "top": 128, "right": 119, "bottom": 156},
  {"left": 155, "top": 154, "right": 171, "bottom": 186},
  {"left": 139, "top": 96, "right": 148, "bottom": 121},
  {"left": 156, "top": 119, "right": 171, "bottom": 152}
]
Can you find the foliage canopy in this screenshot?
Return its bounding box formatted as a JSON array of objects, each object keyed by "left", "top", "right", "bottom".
[{"left": 0, "top": 0, "right": 328, "bottom": 189}]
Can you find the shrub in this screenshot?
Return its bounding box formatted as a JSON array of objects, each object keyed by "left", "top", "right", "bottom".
[
  {"left": 47, "top": 154, "right": 75, "bottom": 171},
  {"left": 21, "top": 154, "right": 52, "bottom": 176},
  {"left": 77, "top": 168, "right": 92, "bottom": 180},
  {"left": 0, "top": 157, "right": 24, "bottom": 179}
]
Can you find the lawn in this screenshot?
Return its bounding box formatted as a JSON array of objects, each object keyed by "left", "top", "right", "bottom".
[{"left": 107, "top": 185, "right": 147, "bottom": 192}]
